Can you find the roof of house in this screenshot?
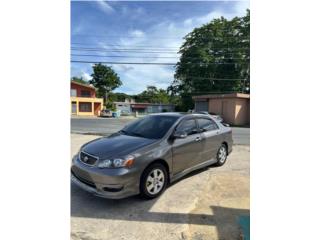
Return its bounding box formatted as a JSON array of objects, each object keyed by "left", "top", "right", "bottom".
[
  {"left": 71, "top": 80, "right": 96, "bottom": 90},
  {"left": 193, "top": 93, "right": 250, "bottom": 99}
]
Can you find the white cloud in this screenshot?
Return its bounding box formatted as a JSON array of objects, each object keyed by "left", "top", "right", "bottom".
[
  {"left": 114, "top": 65, "right": 174, "bottom": 95},
  {"left": 81, "top": 72, "right": 92, "bottom": 81},
  {"left": 183, "top": 1, "right": 249, "bottom": 28},
  {"left": 234, "top": 1, "right": 250, "bottom": 16},
  {"left": 96, "top": 1, "right": 114, "bottom": 14},
  {"left": 129, "top": 30, "right": 145, "bottom": 38}
]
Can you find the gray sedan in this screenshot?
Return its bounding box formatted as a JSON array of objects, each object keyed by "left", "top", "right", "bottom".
[{"left": 71, "top": 113, "right": 233, "bottom": 199}]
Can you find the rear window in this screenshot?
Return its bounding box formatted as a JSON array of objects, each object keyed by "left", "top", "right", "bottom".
[
  {"left": 176, "top": 119, "right": 198, "bottom": 135},
  {"left": 197, "top": 118, "right": 218, "bottom": 132}
]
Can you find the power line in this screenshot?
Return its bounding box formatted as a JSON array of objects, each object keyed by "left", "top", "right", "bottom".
[
  {"left": 72, "top": 47, "right": 178, "bottom": 51},
  {"left": 176, "top": 76, "right": 247, "bottom": 81},
  {"left": 71, "top": 43, "right": 249, "bottom": 51},
  {"left": 71, "top": 43, "right": 179, "bottom": 50},
  {"left": 72, "top": 34, "right": 249, "bottom": 40},
  {"left": 71, "top": 48, "right": 178, "bottom": 54},
  {"left": 71, "top": 46, "right": 249, "bottom": 51},
  {"left": 71, "top": 60, "right": 243, "bottom": 65},
  {"left": 71, "top": 54, "right": 249, "bottom": 60},
  {"left": 71, "top": 60, "right": 176, "bottom": 65},
  {"left": 71, "top": 54, "right": 179, "bottom": 59}
]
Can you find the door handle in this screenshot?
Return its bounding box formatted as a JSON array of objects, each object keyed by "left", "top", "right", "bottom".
[{"left": 195, "top": 137, "right": 201, "bottom": 142}]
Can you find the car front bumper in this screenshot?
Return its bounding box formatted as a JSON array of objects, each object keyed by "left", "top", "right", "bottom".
[{"left": 71, "top": 155, "right": 140, "bottom": 199}]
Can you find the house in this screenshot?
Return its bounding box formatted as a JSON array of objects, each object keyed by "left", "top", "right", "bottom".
[
  {"left": 193, "top": 93, "right": 250, "bottom": 125},
  {"left": 114, "top": 99, "right": 175, "bottom": 115},
  {"left": 70, "top": 81, "right": 103, "bottom": 116},
  {"left": 131, "top": 103, "right": 175, "bottom": 114},
  {"left": 114, "top": 99, "right": 133, "bottom": 114}
]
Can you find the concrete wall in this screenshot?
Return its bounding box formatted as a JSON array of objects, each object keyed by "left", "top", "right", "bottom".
[
  {"left": 115, "top": 103, "right": 131, "bottom": 113},
  {"left": 208, "top": 98, "right": 249, "bottom": 125},
  {"left": 234, "top": 98, "right": 250, "bottom": 125},
  {"left": 208, "top": 98, "right": 236, "bottom": 124}
]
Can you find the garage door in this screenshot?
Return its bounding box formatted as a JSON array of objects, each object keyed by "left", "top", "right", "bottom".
[{"left": 195, "top": 100, "right": 208, "bottom": 111}]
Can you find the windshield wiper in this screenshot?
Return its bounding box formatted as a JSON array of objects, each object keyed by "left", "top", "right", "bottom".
[
  {"left": 119, "top": 130, "right": 130, "bottom": 135},
  {"left": 119, "top": 130, "right": 146, "bottom": 138},
  {"left": 130, "top": 132, "right": 146, "bottom": 138}
]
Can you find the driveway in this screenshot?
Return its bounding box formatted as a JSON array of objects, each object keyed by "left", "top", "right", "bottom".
[
  {"left": 71, "top": 134, "right": 250, "bottom": 240},
  {"left": 71, "top": 117, "right": 250, "bottom": 145}
]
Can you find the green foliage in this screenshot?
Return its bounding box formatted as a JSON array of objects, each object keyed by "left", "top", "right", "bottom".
[
  {"left": 134, "top": 86, "right": 170, "bottom": 104},
  {"left": 168, "top": 10, "right": 250, "bottom": 111},
  {"left": 105, "top": 101, "right": 116, "bottom": 111},
  {"left": 71, "top": 76, "right": 87, "bottom": 84},
  {"left": 89, "top": 63, "right": 122, "bottom": 103},
  {"left": 108, "top": 92, "right": 132, "bottom": 102}
]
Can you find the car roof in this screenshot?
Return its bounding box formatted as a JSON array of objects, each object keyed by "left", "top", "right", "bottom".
[
  {"left": 148, "top": 112, "right": 186, "bottom": 117},
  {"left": 148, "top": 112, "right": 210, "bottom": 118}
]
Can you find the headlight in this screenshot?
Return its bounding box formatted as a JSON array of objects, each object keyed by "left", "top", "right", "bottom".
[{"left": 98, "top": 155, "right": 135, "bottom": 168}]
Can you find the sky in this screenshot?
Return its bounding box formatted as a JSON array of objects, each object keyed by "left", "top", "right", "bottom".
[{"left": 71, "top": 0, "right": 249, "bottom": 95}]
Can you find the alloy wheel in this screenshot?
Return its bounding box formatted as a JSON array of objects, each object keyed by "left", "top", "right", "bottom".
[
  {"left": 218, "top": 146, "right": 227, "bottom": 163},
  {"left": 146, "top": 169, "right": 165, "bottom": 195}
]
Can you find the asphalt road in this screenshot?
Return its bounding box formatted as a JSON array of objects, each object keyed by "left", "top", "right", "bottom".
[{"left": 71, "top": 117, "right": 250, "bottom": 145}]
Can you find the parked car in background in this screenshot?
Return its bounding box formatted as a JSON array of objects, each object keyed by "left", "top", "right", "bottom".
[
  {"left": 71, "top": 113, "right": 233, "bottom": 199},
  {"left": 100, "top": 109, "right": 112, "bottom": 118},
  {"left": 209, "top": 112, "right": 224, "bottom": 123},
  {"left": 120, "top": 110, "right": 131, "bottom": 116},
  {"left": 193, "top": 111, "right": 224, "bottom": 123}
]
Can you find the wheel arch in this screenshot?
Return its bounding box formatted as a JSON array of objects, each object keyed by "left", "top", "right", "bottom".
[
  {"left": 221, "top": 141, "right": 229, "bottom": 154},
  {"left": 140, "top": 159, "right": 170, "bottom": 183}
]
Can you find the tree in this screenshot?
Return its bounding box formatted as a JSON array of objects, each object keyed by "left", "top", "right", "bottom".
[
  {"left": 169, "top": 10, "right": 250, "bottom": 111},
  {"left": 134, "top": 86, "right": 170, "bottom": 104},
  {"left": 71, "top": 76, "right": 87, "bottom": 84},
  {"left": 89, "top": 63, "right": 122, "bottom": 103},
  {"left": 108, "top": 92, "right": 132, "bottom": 102}
]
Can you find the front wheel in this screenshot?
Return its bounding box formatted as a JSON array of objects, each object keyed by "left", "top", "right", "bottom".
[
  {"left": 215, "top": 144, "right": 228, "bottom": 166},
  {"left": 140, "top": 163, "right": 168, "bottom": 199}
]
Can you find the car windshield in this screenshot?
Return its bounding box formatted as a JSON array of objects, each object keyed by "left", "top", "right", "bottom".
[{"left": 120, "top": 115, "right": 179, "bottom": 139}]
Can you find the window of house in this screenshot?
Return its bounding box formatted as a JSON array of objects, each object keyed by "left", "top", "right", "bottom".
[
  {"left": 70, "top": 89, "right": 77, "bottom": 97},
  {"left": 197, "top": 118, "right": 219, "bottom": 132},
  {"left": 79, "top": 102, "right": 92, "bottom": 112},
  {"left": 80, "top": 90, "right": 91, "bottom": 97},
  {"left": 176, "top": 119, "right": 198, "bottom": 135}
]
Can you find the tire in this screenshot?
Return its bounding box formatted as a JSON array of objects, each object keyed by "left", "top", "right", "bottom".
[
  {"left": 140, "top": 163, "right": 168, "bottom": 199},
  {"left": 215, "top": 144, "right": 228, "bottom": 166}
]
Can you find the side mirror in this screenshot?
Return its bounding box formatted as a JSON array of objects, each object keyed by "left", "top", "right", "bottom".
[{"left": 173, "top": 130, "right": 188, "bottom": 139}]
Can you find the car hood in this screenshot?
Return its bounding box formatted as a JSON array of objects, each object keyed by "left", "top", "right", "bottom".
[{"left": 81, "top": 133, "right": 158, "bottom": 159}]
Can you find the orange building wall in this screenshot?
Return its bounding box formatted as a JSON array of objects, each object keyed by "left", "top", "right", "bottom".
[
  {"left": 208, "top": 98, "right": 236, "bottom": 124},
  {"left": 234, "top": 98, "right": 250, "bottom": 125}
]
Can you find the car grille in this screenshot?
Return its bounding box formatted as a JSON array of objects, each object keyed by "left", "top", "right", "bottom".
[
  {"left": 71, "top": 167, "right": 96, "bottom": 189},
  {"left": 80, "top": 151, "right": 99, "bottom": 166}
]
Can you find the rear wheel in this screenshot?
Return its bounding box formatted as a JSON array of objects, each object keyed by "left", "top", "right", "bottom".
[
  {"left": 140, "top": 163, "right": 168, "bottom": 199},
  {"left": 215, "top": 144, "right": 228, "bottom": 166}
]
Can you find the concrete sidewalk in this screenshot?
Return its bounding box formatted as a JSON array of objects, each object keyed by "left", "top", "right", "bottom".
[{"left": 71, "top": 134, "right": 249, "bottom": 240}]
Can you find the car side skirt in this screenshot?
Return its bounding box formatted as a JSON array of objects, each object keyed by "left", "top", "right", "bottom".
[{"left": 170, "top": 157, "right": 218, "bottom": 183}]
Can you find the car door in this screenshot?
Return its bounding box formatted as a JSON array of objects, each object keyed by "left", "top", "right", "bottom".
[
  {"left": 196, "top": 117, "right": 222, "bottom": 164},
  {"left": 171, "top": 118, "right": 202, "bottom": 174}
]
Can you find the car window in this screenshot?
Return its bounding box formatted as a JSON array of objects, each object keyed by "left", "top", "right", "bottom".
[
  {"left": 176, "top": 119, "right": 198, "bottom": 136},
  {"left": 197, "top": 118, "right": 219, "bottom": 132},
  {"left": 122, "top": 115, "right": 179, "bottom": 139}
]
